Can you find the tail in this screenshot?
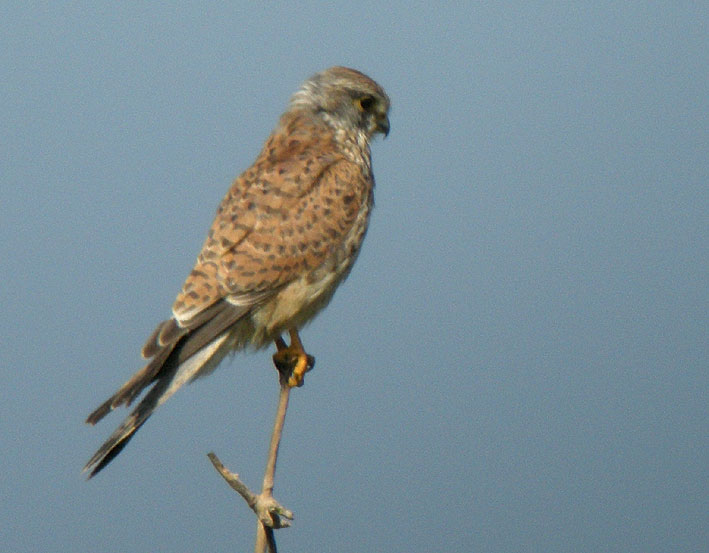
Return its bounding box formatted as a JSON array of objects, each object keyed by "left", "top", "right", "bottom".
[{"left": 84, "top": 301, "right": 245, "bottom": 478}]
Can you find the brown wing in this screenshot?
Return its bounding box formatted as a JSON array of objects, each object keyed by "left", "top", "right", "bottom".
[
  {"left": 172, "top": 113, "right": 371, "bottom": 324},
  {"left": 86, "top": 113, "right": 371, "bottom": 431},
  {"left": 86, "top": 300, "right": 246, "bottom": 426}
]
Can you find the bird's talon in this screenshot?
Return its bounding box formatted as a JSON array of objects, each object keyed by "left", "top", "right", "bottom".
[
  {"left": 272, "top": 344, "right": 315, "bottom": 387},
  {"left": 287, "top": 352, "right": 315, "bottom": 388},
  {"left": 287, "top": 354, "right": 307, "bottom": 388}
]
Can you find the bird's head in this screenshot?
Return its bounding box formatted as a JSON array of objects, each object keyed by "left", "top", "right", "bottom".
[{"left": 289, "top": 66, "right": 390, "bottom": 140}]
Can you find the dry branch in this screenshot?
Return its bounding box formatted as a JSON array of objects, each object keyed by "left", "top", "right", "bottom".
[{"left": 209, "top": 338, "right": 313, "bottom": 553}]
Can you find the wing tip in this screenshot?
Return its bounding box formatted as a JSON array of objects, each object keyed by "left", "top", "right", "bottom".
[{"left": 85, "top": 400, "right": 113, "bottom": 425}]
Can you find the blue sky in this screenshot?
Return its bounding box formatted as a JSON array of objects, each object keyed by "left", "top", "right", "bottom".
[{"left": 1, "top": 3, "right": 707, "bottom": 552}]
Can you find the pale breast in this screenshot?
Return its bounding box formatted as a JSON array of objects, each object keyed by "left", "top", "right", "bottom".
[{"left": 248, "top": 191, "right": 373, "bottom": 346}]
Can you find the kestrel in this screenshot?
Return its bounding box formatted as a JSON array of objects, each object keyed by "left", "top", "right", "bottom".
[{"left": 84, "top": 67, "right": 390, "bottom": 477}]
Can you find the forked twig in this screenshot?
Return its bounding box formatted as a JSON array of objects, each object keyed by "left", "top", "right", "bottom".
[{"left": 209, "top": 338, "right": 310, "bottom": 553}]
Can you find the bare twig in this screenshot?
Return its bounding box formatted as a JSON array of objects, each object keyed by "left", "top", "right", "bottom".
[
  {"left": 254, "top": 379, "right": 293, "bottom": 553},
  {"left": 207, "top": 452, "right": 258, "bottom": 509},
  {"left": 210, "top": 335, "right": 312, "bottom": 553}
]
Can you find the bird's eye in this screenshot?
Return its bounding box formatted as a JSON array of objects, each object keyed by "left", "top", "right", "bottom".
[{"left": 355, "top": 95, "right": 375, "bottom": 112}]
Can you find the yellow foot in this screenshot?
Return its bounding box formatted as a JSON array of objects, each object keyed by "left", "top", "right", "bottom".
[{"left": 272, "top": 330, "right": 315, "bottom": 387}]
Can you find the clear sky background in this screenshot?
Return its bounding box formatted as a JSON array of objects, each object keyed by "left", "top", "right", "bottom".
[{"left": 1, "top": 3, "right": 707, "bottom": 552}]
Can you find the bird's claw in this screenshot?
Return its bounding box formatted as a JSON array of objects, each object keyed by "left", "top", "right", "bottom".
[
  {"left": 272, "top": 348, "right": 315, "bottom": 387},
  {"left": 288, "top": 352, "right": 315, "bottom": 387}
]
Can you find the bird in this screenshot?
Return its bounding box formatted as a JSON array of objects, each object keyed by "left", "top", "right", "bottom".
[{"left": 84, "top": 66, "right": 390, "bottom": 478}]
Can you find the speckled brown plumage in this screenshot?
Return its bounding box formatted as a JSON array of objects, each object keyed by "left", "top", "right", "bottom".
[{"left": 84, "top": 66, "right": 390, "bottom": 477}]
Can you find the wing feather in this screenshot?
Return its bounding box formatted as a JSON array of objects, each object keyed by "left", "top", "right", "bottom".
[
  {"left": 173, "top": 113, "right": 371, "bottom": 324},
  {"left": 85, "top": 110, "right": 373, "bottom": 477}
]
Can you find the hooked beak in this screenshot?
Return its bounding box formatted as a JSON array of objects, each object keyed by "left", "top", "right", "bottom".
[{"left": 376, "top": 114, "right": 390, "bottom": 137}]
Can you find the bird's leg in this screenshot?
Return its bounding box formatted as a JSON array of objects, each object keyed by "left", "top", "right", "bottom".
[{"left": 272, "top": 329, "right": 315, "bottom": 388}]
